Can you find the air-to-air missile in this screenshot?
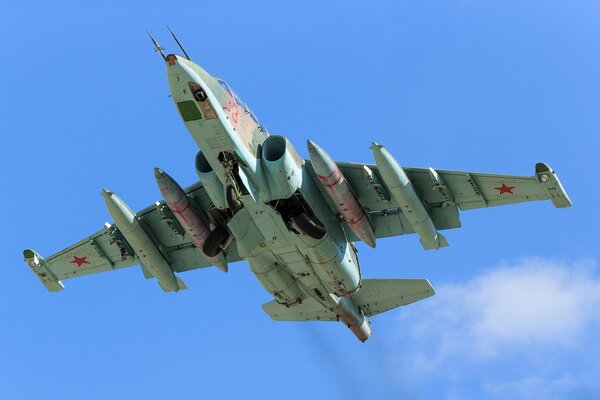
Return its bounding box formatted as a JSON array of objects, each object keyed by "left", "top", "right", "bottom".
[
  {"left": 101, "top": 189, "right": 187, "bottom": 292},
  {"left": 154, "top": 168, "right": 228, "bottom": 272},
  {"left": 307, "top": 140, "right": 376, "bottom": 248},
  {"left": 371, "top": 142, "right": 449, "bottom": 250}
]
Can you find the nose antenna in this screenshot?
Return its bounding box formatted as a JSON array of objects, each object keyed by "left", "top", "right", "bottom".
[
  {"left": 146, "top": 31, "right": 166, "bottom": 61},
  {"left": 167, "top": 26, "right": 191, "bottom": 60}
]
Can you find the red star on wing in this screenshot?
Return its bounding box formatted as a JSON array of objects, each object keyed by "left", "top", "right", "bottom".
[
  {"left": 494, "top": 182, "right": 516, "bottom": 195},
  {"left": 70, "top": 255, "right": 90, "bottom": 268}
]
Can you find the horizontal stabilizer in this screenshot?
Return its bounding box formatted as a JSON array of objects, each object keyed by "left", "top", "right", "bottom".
[
  {"left": 263, "top": 279, "right": 435, "bottom": 322},
  {"left": 353, "top": 278, "right": 435, "bottom": 317},
  {"left": 262, "top": 297, "right": 337, "bottom": 322}
]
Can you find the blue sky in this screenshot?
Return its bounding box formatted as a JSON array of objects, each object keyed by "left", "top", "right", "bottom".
[{"left": 3, "top": 1, "right": 599, "bottom": 399}]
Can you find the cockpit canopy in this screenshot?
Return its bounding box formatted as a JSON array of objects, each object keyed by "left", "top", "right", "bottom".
[{"left": 217, "top": 79, "right": 263, "bottom": 128}]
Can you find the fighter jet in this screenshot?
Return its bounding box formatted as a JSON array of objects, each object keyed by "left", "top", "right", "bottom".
[{"left": 23, "top": 31, "right": 572, "bottom": 342}]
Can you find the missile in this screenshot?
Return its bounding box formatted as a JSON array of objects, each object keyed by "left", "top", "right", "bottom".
[
  {"left": 154, "top": 168, "right": 228, "bottom": 272},
  {"left": 371, "top": 142, "right": 448, "bottom": 250},
  {"left": 307, "top": 140, "right": 376, "bottom": 248},
  {"left": 101, "top": 189, "right": 187, "bottom": 292}
]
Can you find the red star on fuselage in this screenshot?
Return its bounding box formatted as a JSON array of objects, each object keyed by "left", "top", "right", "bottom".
[
  {"left": 70, "top": 255, "right": 90, "bottom": 268},
  {"left": 494, "top": 183, "right": 516, "bottom": 195}
]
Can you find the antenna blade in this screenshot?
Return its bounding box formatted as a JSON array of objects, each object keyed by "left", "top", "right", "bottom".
[
  {"left": 167, "top": 26, "right": 191, "bottom": 60},
  {"left": 146, "top": 30, "right": 166, "bottom": 60}
]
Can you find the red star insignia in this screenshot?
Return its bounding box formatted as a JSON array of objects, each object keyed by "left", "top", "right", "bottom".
[
  {"left": 70, "top": 255, "right": 90, "bottom": 268},
  {"left": 494, "top": 182, "right": 516, "bottom": 195}
]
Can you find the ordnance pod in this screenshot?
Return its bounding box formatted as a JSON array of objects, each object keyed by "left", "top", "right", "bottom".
[
  {"left": 154, "top": 168, "right": 229, "bottom": 272},
  {"left": 371, "top": 142, "right": 448, "bottom": 250},
  {"left": 101, "top": 189, "right": 187, "bottom": 292},
  {"left": 307, "top": 140, "right": 375, "bottom": 247}
]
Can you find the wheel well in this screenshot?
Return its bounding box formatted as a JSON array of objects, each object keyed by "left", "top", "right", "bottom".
[{"left": 270, "top": 192, "right": 323, "bottom": 232}]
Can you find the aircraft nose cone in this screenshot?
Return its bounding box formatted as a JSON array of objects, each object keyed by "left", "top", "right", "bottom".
[{"left": 167, "top": 57, "right": 212, "bottom": 108}]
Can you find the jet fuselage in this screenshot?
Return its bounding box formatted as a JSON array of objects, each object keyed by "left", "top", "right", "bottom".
[{"left": 165, "top": 54, "right": 371, "bottom": 341}]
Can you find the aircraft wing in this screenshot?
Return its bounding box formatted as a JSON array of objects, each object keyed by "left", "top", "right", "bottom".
[
  {"left": 24, "top": 182, "right": 241, "bottom": 292},
  {"left": 308, "top": 160, "right": 572, "bottom": 242}
]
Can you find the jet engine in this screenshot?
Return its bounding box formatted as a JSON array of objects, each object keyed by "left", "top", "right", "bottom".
[
  {"left": 261, "top": 135, "right": 303, "bottom": 200},
  {"left": 195, "top": 151, "right": 228, "bottom": 209}
]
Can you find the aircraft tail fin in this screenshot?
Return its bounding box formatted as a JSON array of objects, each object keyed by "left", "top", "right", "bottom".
[{"left": 262, "top": 278, "right": 434, "bottom": 321}]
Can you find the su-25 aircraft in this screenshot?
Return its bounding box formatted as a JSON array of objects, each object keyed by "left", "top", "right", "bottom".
[{"left": 24, "top": 31, "right": 572, "bottom": 342}]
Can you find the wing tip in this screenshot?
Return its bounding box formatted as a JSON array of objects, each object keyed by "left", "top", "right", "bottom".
[
  {"left": 535, "top": 162, "right": 573, "bottom": 208},
  {"left": 23, "top": 249, "right": 65, "bottom": 292},
  {"left": 23, "top": 248, "right": 36, "bottom": 260},
  {"left": 423, "top": 278, "right": 436, "bottom": 297}
]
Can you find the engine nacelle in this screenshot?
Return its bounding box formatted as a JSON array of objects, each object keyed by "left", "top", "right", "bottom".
[
  {"left": 195, "top": 151, "right": 228, "bottom": 209},
  {"left": 261, "top": 135, "right": 303, "bottom": 200}
]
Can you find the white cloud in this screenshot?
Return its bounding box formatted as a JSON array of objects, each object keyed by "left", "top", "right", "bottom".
[{"left": 388, "top": 258, "right": 600, "bottom": 399}]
